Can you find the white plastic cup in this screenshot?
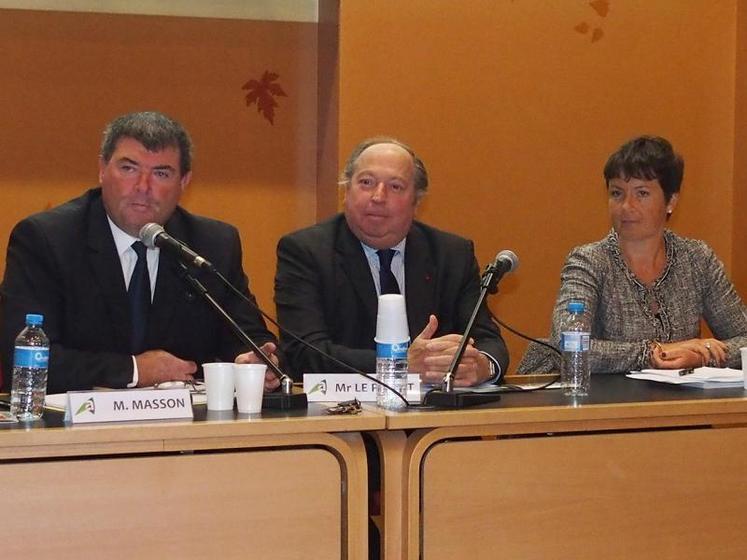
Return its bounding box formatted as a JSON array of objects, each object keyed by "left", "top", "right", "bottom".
[
  {"left": 374, "top": 294, "right": 410, "bottom": 411},
  {"left": 375, "top": 294, "right": 410, "bottom": 344},
  {"left": 234, "top": 363, "right": 266, "bottom": 414},
  {"left": 741, "top": 348, "right": 747, "bottom": 390},
  {"left": 203, "top": 362, "right": 235, "bottom": 411}
]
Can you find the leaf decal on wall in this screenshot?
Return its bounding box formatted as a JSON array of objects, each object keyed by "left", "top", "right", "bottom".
[
  {"left": 575, "top": 0, "right": 611, "bottom": 43},
  {"left": 589, "top": 0, "right": 609, "bottom": 18},
  {"left": 242, "top": 71, "right": 287, "bottom": 125}
]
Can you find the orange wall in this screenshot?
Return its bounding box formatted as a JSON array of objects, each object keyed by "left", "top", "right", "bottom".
[
  {"left": 338, "top": 0, "right": 740, "bottom": 371},
  {"left": 0, "top": 9, "right": 319, "bottom": 312},
  {"left": 735, "top": 1, "right": 747, "bottom": 290},
  {"left": 316, "top": 0, "right": 341, "bottom": 219},
  {"left": 1, "top": 4, "right": 745, "bottom": 374}
]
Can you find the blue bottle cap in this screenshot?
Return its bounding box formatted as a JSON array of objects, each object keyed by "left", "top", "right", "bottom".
[
  {"left": 25, "top": 313, "right": 44, "bottom": 326},
  {"left": 567, "top": 301, "right": 585, "bottom": 314}
]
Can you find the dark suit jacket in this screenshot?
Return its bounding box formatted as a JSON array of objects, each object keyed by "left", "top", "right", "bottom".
[
  {"left": 0, "top": 188, "right": 274, "bottom": 393},
  {"left": 275, "top": 214, "right": 509, "bottom": 380}
]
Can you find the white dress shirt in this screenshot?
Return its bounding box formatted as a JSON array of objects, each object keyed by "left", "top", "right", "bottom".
[
  {"left": 107, "top": 217, "right": 161, "bottom": 387},
  {"left": 360, "top": 238, "right": 406, "bottom": 296}
]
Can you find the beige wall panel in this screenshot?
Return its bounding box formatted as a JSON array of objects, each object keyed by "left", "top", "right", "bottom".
[
  {"left": 3, "top": 448, "right": 342, "bottom": 559},
  {"left": 421, "top": 427, "right": 747, "bottom": 559}
]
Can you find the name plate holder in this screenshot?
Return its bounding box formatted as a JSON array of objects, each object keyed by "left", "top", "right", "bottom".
[
  {"left": 303, "top": 373, "right": 421, "bottom": 402},
  {"left": 65, "top": 388, "right": 193, "bottom": 424}
]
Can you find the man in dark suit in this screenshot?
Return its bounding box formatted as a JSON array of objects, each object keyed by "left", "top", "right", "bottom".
[
  {"left": 0, "top": 111, "right": 278, "bottom": 393},
  {"left": 275, "top": 137, "right": 509, "bottom": 385}
]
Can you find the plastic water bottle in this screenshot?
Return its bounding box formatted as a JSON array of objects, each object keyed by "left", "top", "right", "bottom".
[
  {"left": 560, "top": 301, "right": 591, "bottom": 396},
  {"left": 10, "top": 314, "right": 50, "bottom": 420},
  {"left": 374, "top": 294, "right": 410, "bottom": 410},
  {"left": 376, "top": 341, "right": 409, "bottom": 411}
]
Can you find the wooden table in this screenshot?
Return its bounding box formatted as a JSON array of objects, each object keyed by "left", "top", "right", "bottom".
[
  {"left": 373, "top": 374, "right": 747, "bottom": 559},
  {"left": 0, "top": 403, "right": 383, "bottom": 560}
]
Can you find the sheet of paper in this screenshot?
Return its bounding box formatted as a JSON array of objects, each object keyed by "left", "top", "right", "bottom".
[{"left": 627, "top": 367, "right": 743, "bottom": 388}]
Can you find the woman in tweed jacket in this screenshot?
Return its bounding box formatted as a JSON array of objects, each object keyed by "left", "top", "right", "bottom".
[{"left": 519, "top": 136, "right": 747, "bottom": 373}]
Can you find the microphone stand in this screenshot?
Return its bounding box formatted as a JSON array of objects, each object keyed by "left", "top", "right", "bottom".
[
  {"left": 422, "top": 259, "right": 504, "bottom": 408},
  {"left": 180, "top": 265, "right": 307, "bottom": 410}
]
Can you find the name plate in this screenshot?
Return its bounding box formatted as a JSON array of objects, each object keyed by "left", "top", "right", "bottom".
[
  {"left": 65, "top": 389, "right": 193, "bottom": 424},
  {"left": 303, "top": 373, "right": 421, "bottom": 402}
]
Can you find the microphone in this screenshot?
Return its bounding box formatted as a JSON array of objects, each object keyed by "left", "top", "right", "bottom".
[
  {"left": 139, "top": 223, "right": 215, "bottom": 272},
  {"left": 147, "top": 227, "right": 306, "bottom": 410},
  {"left": 177, "top": 263, "right": 306, "bottom": 410},
  {"left": 423, "top": 249, "right": 519, "bottom": 408},
  {"left": 485, "top": 250, "right": 518, "bottom": 292}
]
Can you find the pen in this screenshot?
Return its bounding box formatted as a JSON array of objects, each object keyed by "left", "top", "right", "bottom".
[{"left": 678, "top": 368, "right": 695, "bottom": 376}]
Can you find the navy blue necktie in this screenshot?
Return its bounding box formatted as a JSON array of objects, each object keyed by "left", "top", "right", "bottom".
[
  {"left": 128, "top": 241, "right": 151, "bottom": 354},
  {"left": 377, "top": 249, "right": 400, "bottom": 295}
]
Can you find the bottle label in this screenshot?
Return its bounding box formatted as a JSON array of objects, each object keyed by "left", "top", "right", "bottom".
[
  {"left": 376, "top": 341, "right": 409, "bottom": 359},
  {"left": 560, "top": 332, "right": 590, "bottom": 352},
  {"left": 14, "top": 346, "right": 49, "bottom": 369}
]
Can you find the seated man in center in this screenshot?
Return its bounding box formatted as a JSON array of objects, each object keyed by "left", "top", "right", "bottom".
[{"left": 275, "top": 137, "right": 508, "bottom": 385}]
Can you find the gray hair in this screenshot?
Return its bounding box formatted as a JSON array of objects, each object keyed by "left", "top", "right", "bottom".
[{"left": 100, "top": 111, "right": 193, "bottom": 176}]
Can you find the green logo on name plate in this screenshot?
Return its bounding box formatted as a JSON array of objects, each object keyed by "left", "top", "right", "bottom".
[
  {"left": 308, "top": 379, "right": 327, "bottom": 396},
  {"left": 75, "top": 397, "right": 96, "bottom": 416}
]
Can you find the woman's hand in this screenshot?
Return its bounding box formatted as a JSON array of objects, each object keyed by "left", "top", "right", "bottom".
[{"left": 651, "top": 338, "right": 727, "bottom": 369}]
